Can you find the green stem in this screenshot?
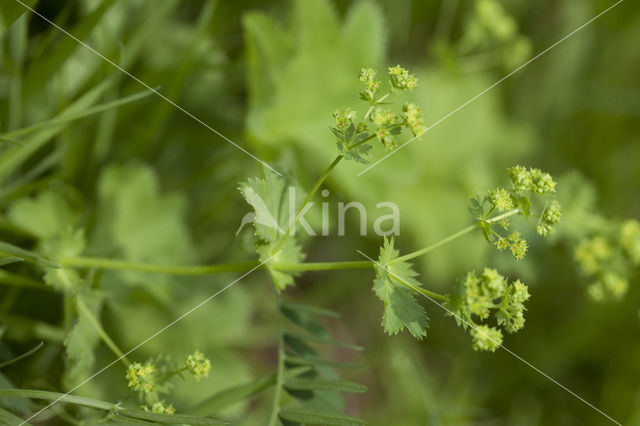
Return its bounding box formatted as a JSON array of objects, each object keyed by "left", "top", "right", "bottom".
[
  {"left": 275, "top": 260, "right": 373, "bottom": 271},
  {"left": 76, "top": 295, "right": 129, "bottom": 366},
  {"left": 394, "top": 209, "right": 520, "bottom": 263},
  {"left": 397, "top": 276, "right": 447, "bottom": 302},
  {"left": 268, "top": 287, "right": 286, "bottom": 426},
  {"left": 273, "top": 155, "right": 343, "bottom": 252},
  {"left": 61, "top": 257, "right": 260, "bottom": 275}
]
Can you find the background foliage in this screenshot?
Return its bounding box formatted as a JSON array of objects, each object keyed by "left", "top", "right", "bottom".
[{"left": 0, "top": 0, "right": 639, "bottom": 424}]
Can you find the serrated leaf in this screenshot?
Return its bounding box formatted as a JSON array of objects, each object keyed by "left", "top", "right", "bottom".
[
  {"left": 373, "top": 237, "right": 429, "bottom": 339},
  {"left": 279, "top": 406, "right": 366, "bottom": 425},
  {"left": 240, "top": 169, "right": 305, "bottom": 290},
  {"left": 239, "top": 170, "right": 292, "bottom": 243}
]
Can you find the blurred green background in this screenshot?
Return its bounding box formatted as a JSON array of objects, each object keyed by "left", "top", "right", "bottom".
[{"left": 0, "top": 0, "right": 639, "bottom": 424}]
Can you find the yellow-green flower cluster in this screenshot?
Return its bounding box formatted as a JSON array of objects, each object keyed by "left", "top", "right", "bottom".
[
  {"left": 376, "top": 128, "right": 394, "bottom": 150},
  {"left": 402, "top": 102, "right": 426, "bottom": 136},
  {"left": 488, "top": 188, "right": 514, "bottom": 212},
  {"left": 388, "top": 65, "right": 418, "bottom": 90},
  {"left": 620, "top": 220, "right": 640, "bottom": 265},
  {"left": 588, "top": 272, "right": 628, "bottom": 302},
  {"left": 508, "top": 165, "right": 556, "bottom": 194},
  {"left": 371, "top": 108, "right": 397, "bottom": 126},
  {"left": 471, "top": 325, "right": 503, "bottom": 352},
  {"left": 494, "top": 230, "right": 528, "bottom": 260},
  {"left": 185, "top": 351, "right": 211, "bottom": 381},
  {"left": 359, "top": 67, "right": 381, "bottom": 99},
  {"left": 331, "top": 108, "right": 356, "bottom": 130},
  {"left": 537, "top": 200, "right": 562, "bottom": 236},
  {"left": 575, "top": 236, "right": 611, "bottom": 275},
  {"left": 574, "top": 222, "right": 639, "bottom": 302},
  {"left": 126, "top": 362, "right": 155, "bottom": 393},
  {"left": 141, "top": 401, "right": 175, "bottom": 415},
  {"left": 445, "top": 268, "right": 530, "bottom": 352}
]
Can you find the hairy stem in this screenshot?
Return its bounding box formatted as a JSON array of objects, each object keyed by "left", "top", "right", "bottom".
[
  {"left": 274, "top": 155, "right": 343, "bottom": 252},
  {"left": 61, "top": 257, "right": 260, "bottom": 275},
  {"left": 268, "top": 286, "right": 286, "bottom": 426},
  {"left": 394, "top": 208, "right": 520, "bottom": 263},
  {"left": 76, "top": 295, "right": 129, "bottom": 365},
  {"left": 275, "top": 260, "right": 372, "bottom": 271}
]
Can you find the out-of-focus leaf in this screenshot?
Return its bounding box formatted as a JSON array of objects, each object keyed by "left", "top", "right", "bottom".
[
  {"left": 0, "top": 0, "right": 37, "bottom": 37},
  {"left": 279, "top": 406, "right": 366, "bottom": 425},
  {"left": 63, "top": 289, "right": 103, "bottom": 387},
  {"left": 98, "top": 162, "right": 195, "bottom": 265},
  {"left": 7, "top": 191, "right": 76, "bottom": 239}
]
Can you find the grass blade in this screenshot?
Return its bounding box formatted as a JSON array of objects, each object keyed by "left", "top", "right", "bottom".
[
  {"left": 1, "top": 88, "right": 154, "bottom": 140},
  {"left": 0, "top": 389, "right": 227, "bottom": 424},
  {"left": 0, "top": 241, "right": 59, "bottom": 268}
]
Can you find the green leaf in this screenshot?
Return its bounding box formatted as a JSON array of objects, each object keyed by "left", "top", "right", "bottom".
[
  {"left": 373, "top": 237, "right": 429, "bottom": 339},
  {"left": 279, "top": 406, "right": 366, "bottom": 425},
  {"left": 41, "top": 230, "right": 85, "bottom": 291},
  {"left": 281, "top": 302, "right": 341, "bottom": 318},
  {"left": 283, "top": 331, "right": 364, "bottom": 351},
  {"left": 63, "top": 289, "right": 103, "bottom": 387},
  {"left": 98, "top": 163, "right": 195, "bottom": 265},
  {"left": 7, "top": 191, "right": 76, "bottom": 239},
  {"left": 244, "top": 0, "right": 386, "bottom": 153},
  {"left": 240, "top": 169, "right": 305, "bottom": 290},
  {"left": 284, "top": 378, "right": 367, "bottom": 393},
  {"left": 281, "top": 304, "right": 331, "bottom": 339},
  {"left": 285, "top": 356, "right": 365, "bottom": 370}
]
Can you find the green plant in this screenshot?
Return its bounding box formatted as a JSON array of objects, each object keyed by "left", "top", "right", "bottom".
[{"left": 0, "top": 66, "right": 565, "bottom": 424}]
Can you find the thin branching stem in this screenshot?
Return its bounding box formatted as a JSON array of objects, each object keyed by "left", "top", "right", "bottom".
[
  {"left": 394, "top": 208, "right": 520, "bottom": 263},
  {"left": 273, "top": 154, "right": 343, "bottom": 252},
  {"left": 76, "top": 295, "right": 129, "bottom": 365},
  {"left": 268, "top": 286, "right": 286, "bottom": 426}
]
